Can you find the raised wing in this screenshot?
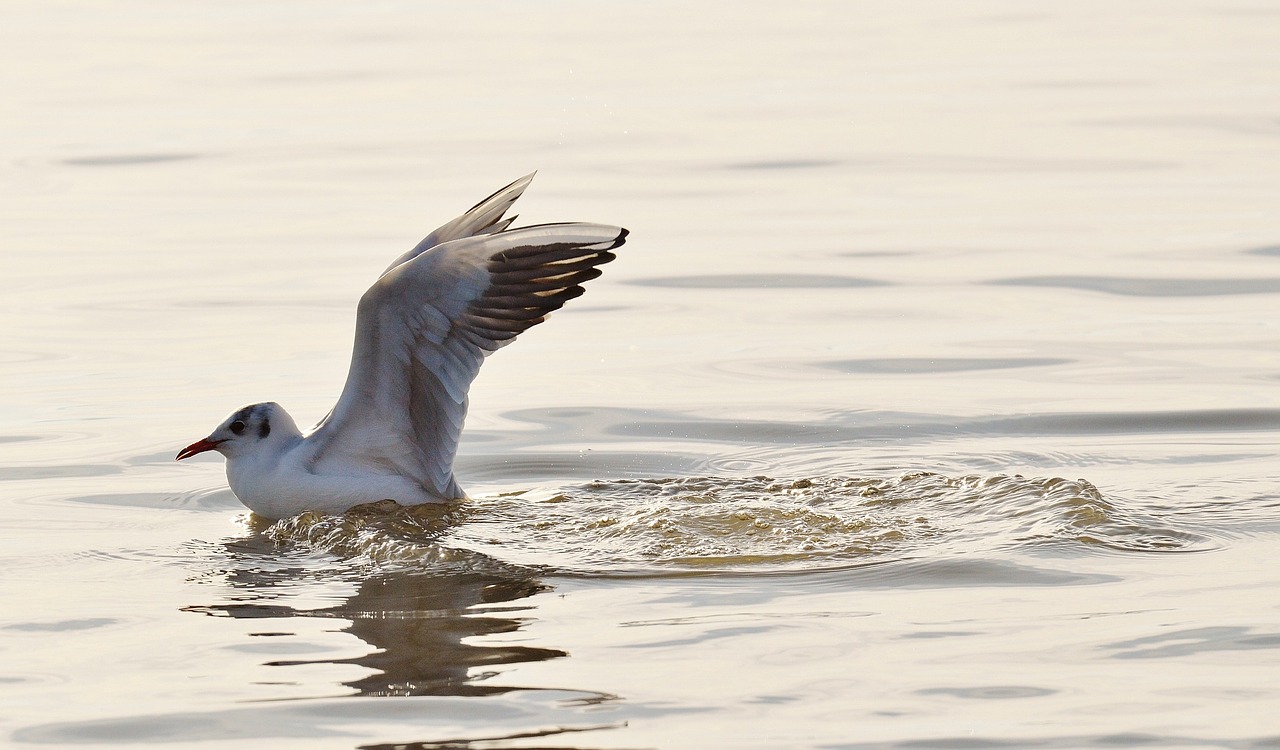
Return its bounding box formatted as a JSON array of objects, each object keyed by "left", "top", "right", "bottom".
[
  {"left": 379, "top": 173, "right": 535, "bottom": 275},
  {"left": 302, "top": 220, "right": 627, "bottom": 498}
]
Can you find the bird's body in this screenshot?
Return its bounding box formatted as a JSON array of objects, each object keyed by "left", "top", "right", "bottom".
[{"left": 177, "top": 175, "right": 627, "bottom": 520}]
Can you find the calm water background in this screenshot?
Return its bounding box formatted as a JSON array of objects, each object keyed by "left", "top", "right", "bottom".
[{"left": 3, "top": 2, "right": 1280, "bottom": 748}]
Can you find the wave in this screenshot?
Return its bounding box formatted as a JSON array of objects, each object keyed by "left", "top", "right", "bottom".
[{"left": 261, "top": 472, "right": 1213, "bottom": 576}]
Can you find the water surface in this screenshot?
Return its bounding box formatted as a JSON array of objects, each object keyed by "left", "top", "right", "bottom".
[{"left": 3, "top": 1, "right": 1280, "bottom": 748}]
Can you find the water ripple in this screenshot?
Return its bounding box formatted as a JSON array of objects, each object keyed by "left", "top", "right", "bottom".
[
  {"left": 598, "top": 406, "right": 1280, "bottom": 445},
  {"left": 261, "top": 473, "right": 1211, "bottom": 577},
  {"left": 819, "top": 357, "right": 1072, "bottom": 374},
  {"left": 626, "top": 274, "right": 888, "bottom": 289},
  {"left": 59, "top": 153, "right": 204, "bottom": 167},
  {"left": 989, "top": 275, "right": 1280, "bottom": 296}
]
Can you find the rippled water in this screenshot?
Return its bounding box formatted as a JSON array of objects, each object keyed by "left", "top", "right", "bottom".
[
  {"left": 4, "top": 1, "right": 1280, "bottom": 748},
  {"left": 264, "top": 472, "right": 1214, "bottom": 575}
]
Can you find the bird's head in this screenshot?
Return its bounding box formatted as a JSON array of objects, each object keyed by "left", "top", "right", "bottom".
[{"left": 176, "top": 402, "right": 300, "bottom": 462}]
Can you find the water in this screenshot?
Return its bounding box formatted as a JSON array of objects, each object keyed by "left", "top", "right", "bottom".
[{"left": 3, "top": 1, "right": 1280, "bottom": 747}]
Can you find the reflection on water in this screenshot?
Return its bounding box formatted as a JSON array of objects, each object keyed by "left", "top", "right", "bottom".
[{"left": 184, "top": 527, "right": 565, "bottom": 699}]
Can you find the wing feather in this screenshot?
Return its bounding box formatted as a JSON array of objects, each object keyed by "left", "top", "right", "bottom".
[
  {"left": 380, "top": 173, "right": 536, "bottom": 275},
  {"left": 302, "top": 200, "right": 626, "bottom": 499}
]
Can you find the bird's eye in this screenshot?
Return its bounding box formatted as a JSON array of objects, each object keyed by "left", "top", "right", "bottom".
[{"left": 229, "top": 420, "right": 246, "bottom": 435}]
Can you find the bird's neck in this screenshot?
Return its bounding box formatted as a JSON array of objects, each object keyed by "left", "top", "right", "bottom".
[{"left": 225, "top": 433, "right": 303, "bottom": 486}]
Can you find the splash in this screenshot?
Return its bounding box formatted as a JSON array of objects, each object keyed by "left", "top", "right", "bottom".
[{"left": 259, "top": 473, "right": 1212, "bottom": 575}]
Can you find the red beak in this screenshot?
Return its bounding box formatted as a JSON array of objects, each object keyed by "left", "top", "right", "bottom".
[{"left": 176, "top": 438, "right": 224, "bottom": 461}]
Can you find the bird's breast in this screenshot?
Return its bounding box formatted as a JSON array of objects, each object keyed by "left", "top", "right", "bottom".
[{"left": 226, "top": 457, "right": 442, "bottom": 519}]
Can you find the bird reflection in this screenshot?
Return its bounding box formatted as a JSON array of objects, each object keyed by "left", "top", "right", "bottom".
[{"left": 183, "top": 518, "right": 566, "bottom": 698}]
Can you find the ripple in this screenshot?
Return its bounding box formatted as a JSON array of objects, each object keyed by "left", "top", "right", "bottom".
[
  {"left": 626, "top": 274, "right": 888, "bottom": 289},
  {"left": 707, "top": 356, "right": 1072, "bottom": 383},
  {"left": 786, "top": 731, "right": 1279, "bottom": 748},
  {"left": 725, "top": 158, "right": 841, "bottom": 170},
  {"left": 717, "top": 153, "right": 1173, "bottom": 173},
  {"left": 66, "top": 488, "right": 241, "bottom": 512},
  {"left": 457, "top": 450, "right": 705, "bottom": 485},
  {"left": 820, "top": 357, "right": 1072, "bottom": 374},
  {"left": 989, "top": 275, "right": 1280, "bottom": 296},
  {"left": 13, "top": 691, "right": 619, "bottom": 746},
  {"left": 2, "top": 618, "right": 120, "bottom": 633},
  {"left": 60, "top": 153, "right": 203, "bottom": 167},
  {"left": 264, "top": 500, "right": 549, "bottom": 579},
  {"left": 1103, "top": 626, "right": 1280, "bottom": 659},
  {"left": 916, "top": 685, "right": 1057, "bottom": 700},
  {"left": 67, "top": 297, "right": 347, "bottom": 313},
  {"left": 259, "top": 473, "right": 1212, "bottom": 577},
  {"left": 984, "top": 408, "right": 1280, "bottom": 435},
  {"left": 0, "top": 349, "right": 64, "bottom": 364},
  {"left": 602, "top": 406, "right": 1280, "bottom": 445},
  {"left": 0, "top": 464, "right": 122, "bottom": 481}
]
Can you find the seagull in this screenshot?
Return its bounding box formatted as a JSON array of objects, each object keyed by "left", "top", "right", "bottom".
[{"left": 176, "top": 174, "right": 627, "bottom": 520}]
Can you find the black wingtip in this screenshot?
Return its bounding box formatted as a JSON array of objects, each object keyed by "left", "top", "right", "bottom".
[{"left": 610, "top": 227, "right": 630, "bottom": 250}]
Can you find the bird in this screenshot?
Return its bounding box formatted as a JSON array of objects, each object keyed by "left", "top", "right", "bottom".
[{"left": 176, "top": 174, "right": 627, "bottom": 520}]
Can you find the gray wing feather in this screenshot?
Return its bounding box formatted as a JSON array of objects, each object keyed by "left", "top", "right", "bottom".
[
  {"left": 304, "top": 216, "right": 627, "bottom": 499},
  {"left": 380, "top": 173, "right": 535, "bottom": 275}
]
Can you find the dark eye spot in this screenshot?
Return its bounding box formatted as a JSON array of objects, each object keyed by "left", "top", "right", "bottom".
[
  {"left": 258, "top": 420, "right": 271, "bottom": 439},
  {"left": 229, "top": 420, "right": 246, "bottom": 435}
]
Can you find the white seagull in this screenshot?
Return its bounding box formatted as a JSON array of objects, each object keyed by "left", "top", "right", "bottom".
[{"left": 177, "top": 174, "right": 627, "bottom": 520}]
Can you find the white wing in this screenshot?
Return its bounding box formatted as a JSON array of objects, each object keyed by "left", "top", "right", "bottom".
[
  {"left": 301, "top": 191, "right": 627, "bottom": 498},
  {"left": 379, "top": 173, "right": 535, "bottom": 275}
]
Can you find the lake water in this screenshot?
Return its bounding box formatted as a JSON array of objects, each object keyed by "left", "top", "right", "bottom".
[{"left": 3, "top": 2, "right": 1280, "bottom": 748}]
